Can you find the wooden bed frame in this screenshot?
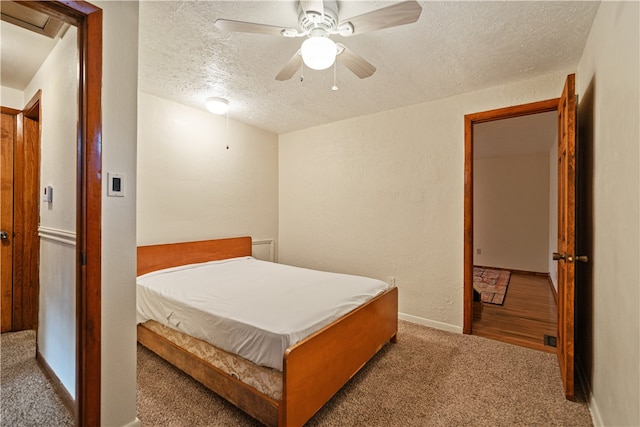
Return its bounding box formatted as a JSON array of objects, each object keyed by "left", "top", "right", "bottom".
[{"left": 137, "top": 236, "right": 398, "bottom": 426}]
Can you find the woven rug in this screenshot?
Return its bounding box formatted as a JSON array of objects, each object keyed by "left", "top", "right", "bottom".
[{"left": 473, "top": 267, "right": 511, "bottom": 305}]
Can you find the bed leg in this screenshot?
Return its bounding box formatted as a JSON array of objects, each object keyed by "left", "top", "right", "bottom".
[{"left": 390, "top": 334, "right": 398, "bottom": 343}]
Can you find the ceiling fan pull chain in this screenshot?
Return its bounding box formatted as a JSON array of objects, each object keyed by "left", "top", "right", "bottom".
[
  {"left": 300, "top": 63, "right": 305, "bottom": 82},
  {"left": 332, "top": 61, "right": 338, "bottom": 91},
  {"left": 225, "top": 110, "right": 230, "bottom": 150}
]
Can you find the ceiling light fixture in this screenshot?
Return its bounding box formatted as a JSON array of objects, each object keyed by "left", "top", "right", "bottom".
[
  {"left": 300, "top": 35, "right": 337, "bottom": 70},
  {"left": 205, "top": 97, "right": 229, "bottom": 115}
]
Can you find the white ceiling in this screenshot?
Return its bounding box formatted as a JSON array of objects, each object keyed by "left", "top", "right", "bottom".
[
  {"left": 138, "top": 0, "right": 600, "bottom": 134},
  {"left": 0, "top": 20, "right": 59, "bottom": 89},
  {"left": 2, "top": 1, "right": 599, "bottom": 141}
]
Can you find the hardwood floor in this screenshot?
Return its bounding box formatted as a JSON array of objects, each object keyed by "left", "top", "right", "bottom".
[{"left": 472, "top": 271, "right": 557, "bottom": 353}]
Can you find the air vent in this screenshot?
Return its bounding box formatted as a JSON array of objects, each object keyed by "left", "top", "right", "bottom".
[
  {"left": 1, "top": 1, "right": 65, "bottom": 39},
  {"left": 544, "top": 335, "right": 557, "bottom": 348}
]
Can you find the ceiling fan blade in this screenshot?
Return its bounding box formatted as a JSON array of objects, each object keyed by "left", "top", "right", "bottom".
[
  {"left": 339, "top": 0, "right": 422, "bottom": 36},
  {"left": 336, "top": 44, "right": 376, "bottom": 79},
  {"left": 214, "top": 19, "right": 292, "bottom": 36},
  {"left": 275, "top": 50, "right": 303, "bottom": 81}
]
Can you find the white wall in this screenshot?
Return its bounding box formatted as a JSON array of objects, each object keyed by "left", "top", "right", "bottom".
[
  {"left": 137, "top": 92, "right": 279, "bottom": 247},
  {"left": 96, "top": 2, "right": 139, "bottom": 426},
  {"left": 23, "top": 25, "right": 78, "bottom": 399},
  {"left": 576, "top": 2, "right": 639, "bottom": 426},
  {"left": 0, "top": 86, "right": 24, "bottom": 109},
  {"left": 279, "top": 70, "right": 569, "bottom": 330},
  {"left": 474, "top": 153, "right": 550, "bottom": 272}
]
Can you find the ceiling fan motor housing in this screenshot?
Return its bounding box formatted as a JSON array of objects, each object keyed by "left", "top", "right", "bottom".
[{"left": 299, "top": 9, "right": 337, "bottom": 34}]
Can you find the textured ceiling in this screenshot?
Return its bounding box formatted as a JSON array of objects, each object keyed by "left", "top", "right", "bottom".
[{"left": 138, "top": 0, "right": 600, "bottom": 134}]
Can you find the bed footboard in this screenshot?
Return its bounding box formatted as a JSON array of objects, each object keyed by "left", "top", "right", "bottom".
[{"left": 281, "top": 286, "right": 398, "bottom": 427}]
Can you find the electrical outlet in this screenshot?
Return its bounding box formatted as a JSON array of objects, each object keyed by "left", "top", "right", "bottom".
[{"left": 476, "top": 248, "right": 482, "bottom": 255}]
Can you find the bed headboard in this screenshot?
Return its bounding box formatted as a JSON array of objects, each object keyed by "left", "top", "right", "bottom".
[{"left": 137, "top": 236, "right": 252, "bottom": 276}]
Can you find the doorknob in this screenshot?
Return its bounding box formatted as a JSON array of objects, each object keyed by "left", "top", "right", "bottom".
[
  {"left": 0, "top": 231, "right": 8, "bottom": 240},
  {"left": 553, "top": 252, "right": 589, "bottom": 263}
]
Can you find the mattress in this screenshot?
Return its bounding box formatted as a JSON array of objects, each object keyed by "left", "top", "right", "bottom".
[{"left": 136, "top": 256, "right": 392, "bottom": 371}]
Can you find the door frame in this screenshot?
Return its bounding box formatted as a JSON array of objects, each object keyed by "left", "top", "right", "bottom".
[
  {"left": 463, "top": 98, "right": 559, "bottom": 334},
  {"left": 12, "top": 91, "right": 41, "bottom": 332},
  {"left": 19, "top": 1, "right": 103, "bottom": 425}
]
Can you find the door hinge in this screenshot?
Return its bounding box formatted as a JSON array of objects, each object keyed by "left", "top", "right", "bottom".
[{"left": 81, "top": 252, "right": 87, "bottom": 266}]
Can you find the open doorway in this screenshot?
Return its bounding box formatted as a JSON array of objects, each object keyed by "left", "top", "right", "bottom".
[
  {"left": 470, "top": 111, "right": 558, "bottom": 353},
  {"left": 0, "top": 1, "right": 103, "bottom": 424},
  {"left": 463, "top": 98, "right": 559, "bottom": 348},
  {"left": 464, "top": 76, "right": 579, "bottom": 399}
]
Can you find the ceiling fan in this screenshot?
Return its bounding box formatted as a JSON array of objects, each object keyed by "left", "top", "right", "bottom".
[{"left": 214, "top": 0, "right": 422, "bottom": 81}]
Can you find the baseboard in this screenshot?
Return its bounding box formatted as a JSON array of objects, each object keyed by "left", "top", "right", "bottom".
[
  {"left": 474, "top": 265, "right": 548, "bottom": 277},
  {"left": 547, "top": 274, "right": 558, "bottom": 305},
  {"left": 576, "top": 359, "right": 602, "bottom": 426},
  {"left": 398, "top": 312, "right": 463, "bottom": 334},
  {"left": 36, "top": 350, "right": 75, "bottom": 415},
  {"left": 121, "top": 417, "right": 142, "bottom": 427}
]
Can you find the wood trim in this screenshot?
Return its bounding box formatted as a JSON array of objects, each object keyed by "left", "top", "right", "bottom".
[
  {"left": 547, "top": 274, "right": 558, "bottom": 305},
  {"left": 37, "top": 349, "right": 76, "bottom": 415},
  {"left": 463, "top": 98, "right": 560, "bottom": 335},
  {"left": 463, "top": 115, "right": 473, "bottom": 334},
  {"left": 464, "top": 99, "right": 559, "bottom": 124},
  {"left": 23, "top": 90, "right": 42, "bottom": 120},
  {"left": 1, "top": 106, "right": 21, "bottom": 115},
  {"left": 18, "top": 2, "right": 103, "bottom": 425},
  {"left": 137, "top": 236, "right": 253, "bottom": 276},
  {"left": 77, "top": 7, "right": 103, "bottom": 425}
]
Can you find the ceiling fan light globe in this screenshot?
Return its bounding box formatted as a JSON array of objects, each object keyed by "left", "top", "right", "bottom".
[{"left": 301, "top": 36, "right": 337, "bottom": 70}]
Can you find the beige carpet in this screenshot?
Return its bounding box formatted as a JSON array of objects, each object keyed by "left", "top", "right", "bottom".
[
  {"left": 1, "top": 330, "right": 74, "bottom": 427},
  {"left": 137, "top": 320, "right": 593, "bottom": 426}
]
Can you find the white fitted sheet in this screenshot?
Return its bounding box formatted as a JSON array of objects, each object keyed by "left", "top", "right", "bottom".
[{"left": 136, "top": 257, "right": 392, "bottom": 371}]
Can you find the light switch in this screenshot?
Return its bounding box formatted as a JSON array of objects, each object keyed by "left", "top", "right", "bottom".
[
  {"left": 43, "top": 186, "right": 53, "bottom": 203},
  {"left": 107, "top": 173, "right": 124, "bottom": 197}
]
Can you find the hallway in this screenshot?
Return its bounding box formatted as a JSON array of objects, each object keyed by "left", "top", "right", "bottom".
[{"left": 473, "top": 272, "right": 557, "bottom": 353}]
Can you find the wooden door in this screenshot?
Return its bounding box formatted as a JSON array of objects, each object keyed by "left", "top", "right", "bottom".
[
  {"left": 0, "top": 106, "right": 40, "bottom": 333},
  {"left": 15, "top": 101, "right": 41, "bottom": 331},
  {"left": 1, "top": 111, "right": 15, "bottom": 332},
  {"left": 555, "top": 73, "right": 577, "bottom": 399}
]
